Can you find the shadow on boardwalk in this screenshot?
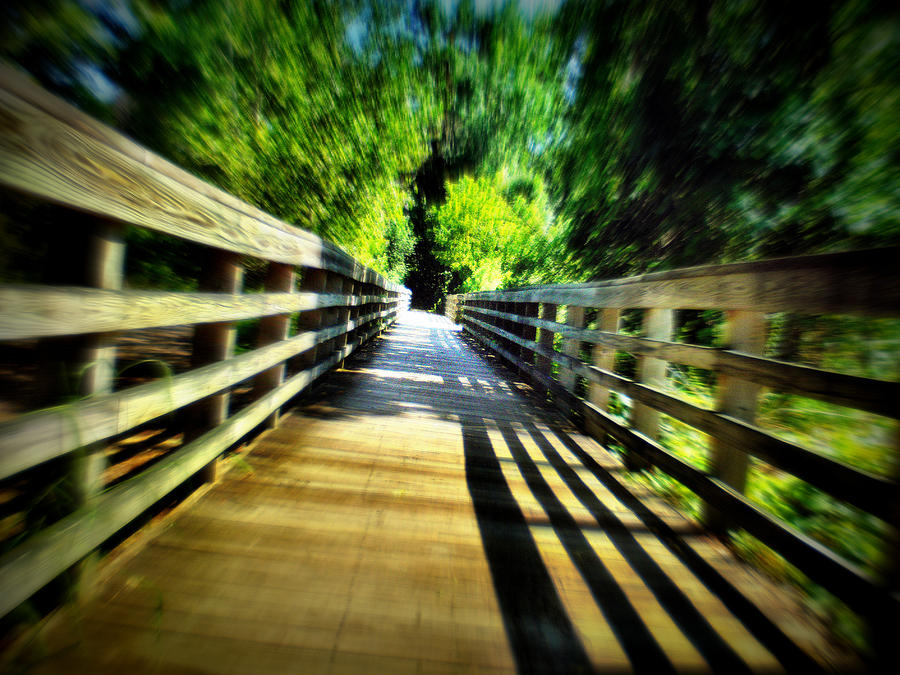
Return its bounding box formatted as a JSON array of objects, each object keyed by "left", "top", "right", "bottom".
[{"left": 17, "top": 311, "right": 854, "bottom": 674}]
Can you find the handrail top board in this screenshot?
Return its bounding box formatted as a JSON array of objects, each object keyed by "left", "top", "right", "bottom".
[
  {"left": 459, "top": 248, "right": 900, "bottom": 315},
  {"left": 0, "top": 62, "right": 402, "bottom": 293},
  {"left": 461, "top": 304, "right": 900, "bottom": 419},
  {"left": 0, "top": 284, "right": 399, "bottom": 340}
]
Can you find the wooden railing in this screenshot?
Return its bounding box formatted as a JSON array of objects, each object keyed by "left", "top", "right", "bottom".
[
  {"left": 0, "top": 64, "right": 409, "bottom": 618},
  {"left": 448, "top": 249, "right": 899, "bottom": 644}
]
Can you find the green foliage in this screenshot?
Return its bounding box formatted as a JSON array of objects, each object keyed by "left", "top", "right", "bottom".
[
  {"left": 431, "top": 172, "right": 559, "bottom": 290},
  {"left": 109, "top": 0, "right": 432, "bottom": 281},
  {"left": 3, "top": 3, "right": 897, "bottom": 655},
  {"left": 628, "top": 316, "right": 900, "bottom": 653},
  {"left": 555, "top": 0, "right": 900, "bottom": 276}
]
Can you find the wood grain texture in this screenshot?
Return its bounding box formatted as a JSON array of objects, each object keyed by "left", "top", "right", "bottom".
[
  {"left": 464, "top": 304, "right": 900, "bottom": 419},
  {"left": 560, "top": 305, "right": 585, "bottom": 394},
  {"left": 462, "top": 318, "right": 894, "bottom": 624},
  {"left": 462, "top": 248, "right": 900, "bottom": 315},
  {"left": 588, "top": 308, "right": 620, "bottom": 425},
  {"left": 253, "top": 263, "right": 296, "bottom": 429},
  {"left": 0, "top": 307, "right": 395, "bottom": 480},
  {"left": 0, "top": 286, "right": 396, "bottom": 340},
  {"left": 15, "top": 311, "right": 855, "bottom": 673},
  {"left": 0, "top": 64, "right": 402, "bottom": 291},
  {"left": 0, "top": 320, "right": 386, "bottom": 618},
  {"left": 537, "top": 303, "right": 558, "bottom": 397},
  {"left": 630, "top": 309, "right": 673, "bottom": 470},
  {"left": 464, "top": 314, "right": 899, "bottom": 524},
  {"left": 707, "top": 311, "right": 767, "bottom": 508}
]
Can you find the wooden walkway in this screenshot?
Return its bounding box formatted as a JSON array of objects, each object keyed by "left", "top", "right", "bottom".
[{"left": 20, "top": 311, "right": 850, "bottom": 674}]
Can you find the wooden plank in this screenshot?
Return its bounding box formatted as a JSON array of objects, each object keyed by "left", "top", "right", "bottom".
[
  {"left": 0, "top": 309, "right": 390, "bottom": 479},
  {"left": 537, "top": 303, "right": 558, "bottom": 398},
  {"left": 629, "top": 309, "right": 673, "bottom": 470},
  {"left": 0, "top": 64, "right": 402, "bottom": 292},
  {"left": 464, "top": 315, "right": 899, "bottom": 524},
  {"left": 0, "top": 322, "right": 383, "bottom": 618},
  {"left": 461, "top": 248, "right": 900, "bottom": 316},
  {"left": 588, "top": 309, "right": 621, "bottom": 442},
  {"left": 68, "top": 220, "right": 126, "bottom": 598},
  {"left": 295, "top": 268, "right": 329, "bottom": 370},
  {"left": 704, "top": 311, "right": 766, "bottom": 530},
  {"left": 324, "top": 273, "right": 347, "bottom": 360},
  {"left": 337, "top": 277, "right": 354, "bottom": 368},
  {"left": 465, "top": 305, "right": 899, "bottom": 419},
  {"left": 186, "top": 251, "right": 243, "bottom": 481},
  {"left": 253, "top": 263, "right": 296, "bottom": 428},
  {"left": 0, "top": 285, "right": 393, "bottom": 340},
  {"left": 560, "top": 306, "right": 585, "bottom": 394},
  {"left": 16, "top": 310, "right": 860, "bottom": 673},
  {"left": 462, "top": 320, "right": 894, "bottom": 621},
  {"left": 518, "top": 303, "right": 538, "bottom": 374}
]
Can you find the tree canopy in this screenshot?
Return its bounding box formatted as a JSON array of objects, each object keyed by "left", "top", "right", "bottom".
[{"left": 2, "top": 0, "right": 898, "bottom": 296}]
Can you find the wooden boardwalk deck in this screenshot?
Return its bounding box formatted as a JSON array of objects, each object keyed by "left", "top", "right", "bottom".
[{"left": 20, "top": 311, "right": 851, "bottom": 674}]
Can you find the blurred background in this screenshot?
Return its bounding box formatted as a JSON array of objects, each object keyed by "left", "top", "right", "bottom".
[{"left": 1, "top": 0, "right": 898, "bottom": 656}]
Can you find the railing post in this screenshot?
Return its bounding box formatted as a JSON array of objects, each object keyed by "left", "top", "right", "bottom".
[
  {"left": 187, "top": 249, "right": 243, "bottom": 482},
  {"left": 520, "top": 303, "right": 539, "bottom": 373},
  {"left": 587, "top": 309, "right": 621, "bottom": 444},
  {"left": 560, "top": 305, "right": 585, "bottom": 395},
  {"left": 253, "top": 262, "right": 295, "bottom": 428},
  {"left": 537, "top": 303, "right": 558, "bottom": 399},
  {"left": 345, "top": 279, "right": 359, "bottom": 365},
  {"left": 505, "top": 301, "right": 525, "bottom": 381},
  {"left": 497, "top": 300, "right": 514, "bottom": 369},
  {"left": 628, "top": 308, "right": 673, "bottom": 470},
  {"left": 321, "top": 273, "right": 343, "bottom": 359},
  {"left": 703, "top": 310, "right": 766, "bottom": 531},
  {"left": 69, "top": 221, "right": 125, "bottom": 599},
  {"left": 296, "top": 268, "right": 328, "bottom": 370},
  {"left": 445, "top": 294, "right": 458, "bottom": 323},
  {"left": 338, "top": 277, "right": 353, "bottom": 366}
]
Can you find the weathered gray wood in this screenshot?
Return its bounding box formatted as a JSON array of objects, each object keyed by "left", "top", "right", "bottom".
[
  {"left": 461, "top": 319, "right": 895, "bottom": 621},
  {"left": 71, "top": 221, "right": 125, "bottom": 597},
  {"left": 519, "top": 303, "right": 539, "bottom": 375},
  {"left": 0, "top": 286, "right": 393, "bottom": 341},
  {"left": 347, "top": 280, "right": 360, "bottom": 360},
  {"left": 0, "top": 324, "right": 383, "bottom": 619},
  {"left": 187, "top": 251, "right": 243, "bottom": 481},
  {"left": 536, "top": 303, "right": 558, "bottom": 398},
  {"left": 338, "top": 279, "right": 355, "bottom": 368},
  {"left": 444, "top": 294, "right": 459, "bottom": 323},
  {"left": 296, "top": 269, "right": 329, "bottom": 370},
  {"left": 253, "top": 263, "right": 296, "bottom": 428},
  {"left": 461, "top": 247, "right": 900, "bottom": 316},
  {"left": 464, "top": 314, "right": 898, "bottom": 524},
  {"left": 0, "top": 309, "right": 391, "bottom": 480},
  {"left": 464, "top": 304, "right": 899, "bottom": 419},
  {"left": 704, "top": 311, "right": 767, "bottom": 531},
  {"left": 630, "top": 309, "right": 673, "bottom": 468},
  {"left": 560, "top": 305, "right": 585, "bottom": 394},
  {"left": 326, "top": 274, "right": 348, "bottom": 360},
  {"left": 0, "top": 64, "right": 402, "bottom": 292},
  {"left": 587, "top": 309, "right": 621, "bottom": 442}
]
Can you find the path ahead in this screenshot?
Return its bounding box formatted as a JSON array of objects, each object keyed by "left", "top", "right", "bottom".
[{"left": 24, "top": 311, "right": 846, "bottom": 674}]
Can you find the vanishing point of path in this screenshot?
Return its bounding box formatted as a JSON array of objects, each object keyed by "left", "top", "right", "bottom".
[{"left": 22, "top": 311, "right": 848, "bottom": 674}]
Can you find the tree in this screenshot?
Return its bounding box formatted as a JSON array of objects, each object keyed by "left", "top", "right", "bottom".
[
  {"left": 553, "top": 0, "right": 900, "bottom": 277},
  {"left": 432, "top": 173, "right": 556, "bottom": 291}
]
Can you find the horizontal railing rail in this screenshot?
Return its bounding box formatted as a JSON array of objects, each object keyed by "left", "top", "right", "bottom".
[
  {"left": 0, "top": 63, "right": 410, "bottom": 618},
  {"left": 449, "top": 248, "right": 899, "bottom": 636}
]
